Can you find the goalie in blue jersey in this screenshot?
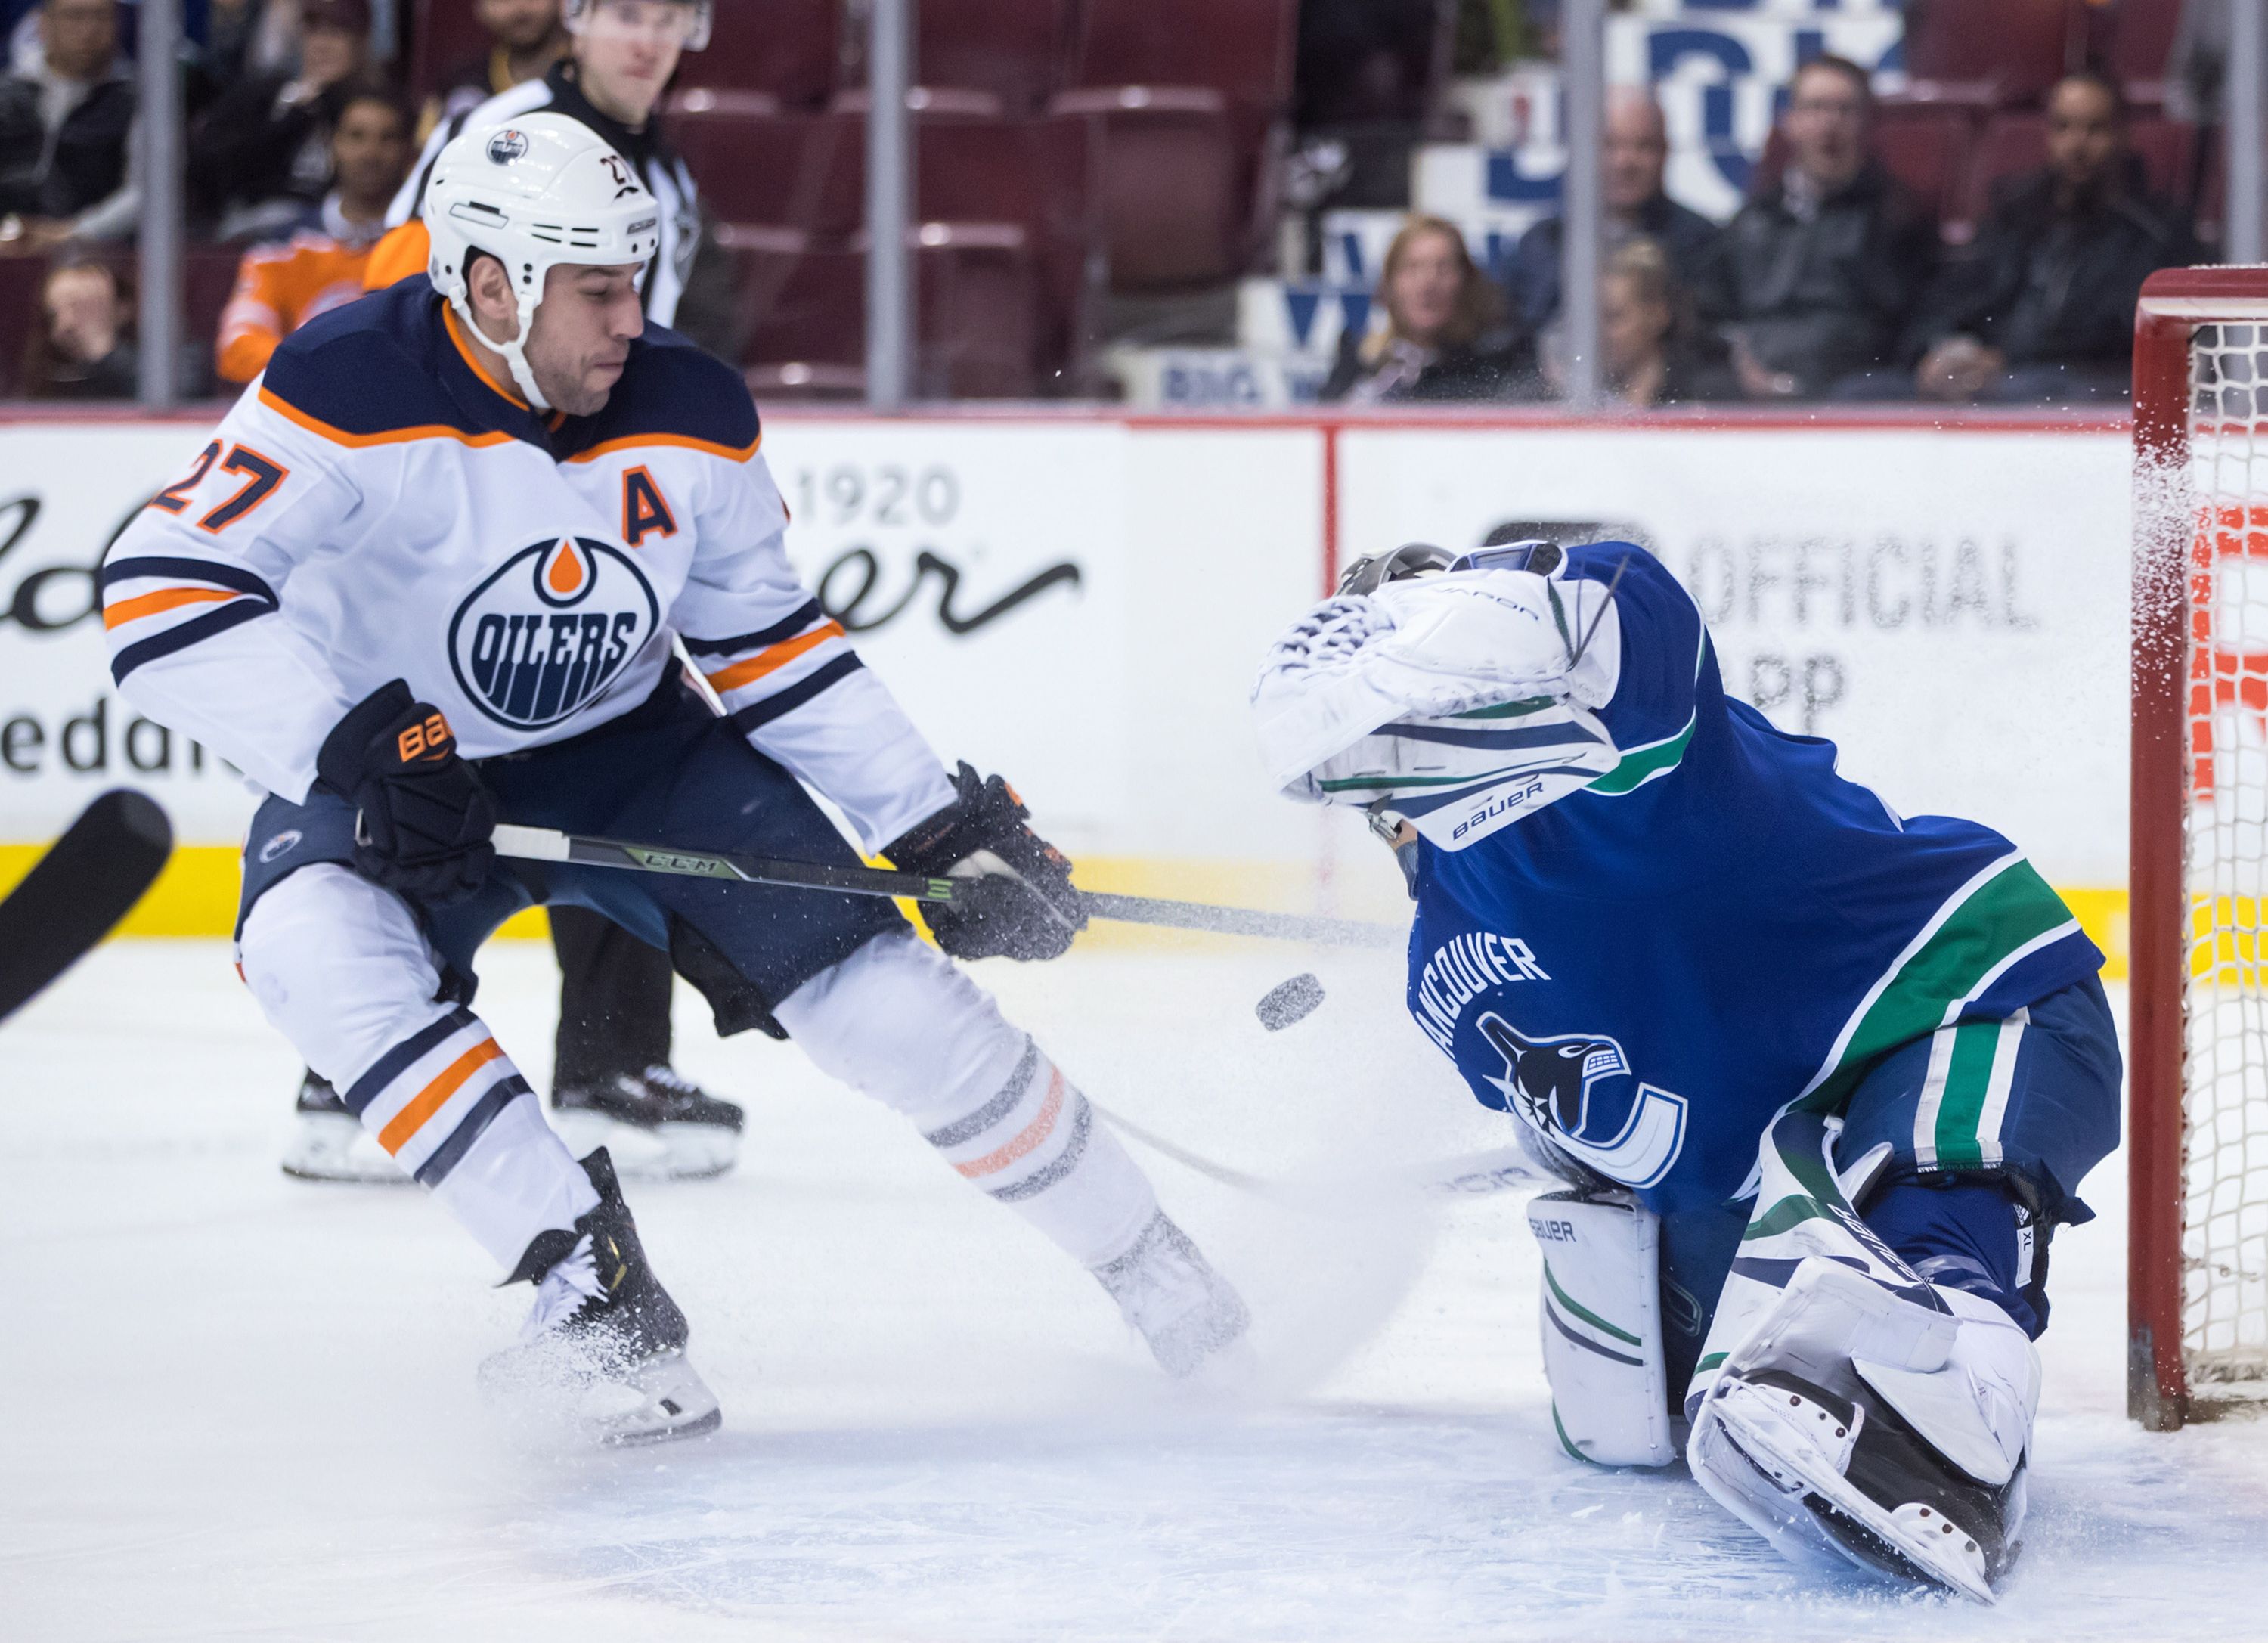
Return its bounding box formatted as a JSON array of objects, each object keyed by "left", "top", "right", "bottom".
[{"left": 1252, "top": 538, "right": 2120, "bottom": 1603}]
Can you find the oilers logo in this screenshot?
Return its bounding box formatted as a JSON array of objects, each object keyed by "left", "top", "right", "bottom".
[
  {"left": 1474, "top": 1013, "right": 1687, "bottom": 1189},
  {"left": 447, "top": 537, "right": 658, "bottom": 730},
  {"left": 486, "top": 129, "right": 530, "bottom": 163}
]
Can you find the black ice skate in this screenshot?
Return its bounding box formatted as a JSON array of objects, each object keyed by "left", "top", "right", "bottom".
[
  {"left": 481, "top": 1148, "right": 721, "bottom": 1446},
  {"left": 1687, "top": 1257, "right": 2038, "bottom": 1604},
  {"left": 280, "top": 1070, "right": 409, "bottom": 1184},
  {"left": 1093, "top": 1211, "right": 1252, "bottom": 1376},
  {"left": 1702, "top": 1365, "right": 2022, "bottom": 1601},
  {"left": 551, "top": 1064, "right": 744, "bottom": 1181}
]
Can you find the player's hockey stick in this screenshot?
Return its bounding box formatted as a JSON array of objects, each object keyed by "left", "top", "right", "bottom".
[
  {"left": 0, "top": 789, "right": 174, "bottom": 1025},
  {"left": 1097, "top": 1103, "right": 1548, "bottom": 1204},
  {"left": 491, "top": 825, "right": 1402, "bottom": 950}
]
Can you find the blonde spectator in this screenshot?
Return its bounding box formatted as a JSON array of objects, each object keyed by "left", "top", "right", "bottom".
[
  {"left": 1585, "top": 239, "right": 1735, "bottom": 408},
  {"left": 1319, "top": 214, "right": 1532, "bottom": 405}
]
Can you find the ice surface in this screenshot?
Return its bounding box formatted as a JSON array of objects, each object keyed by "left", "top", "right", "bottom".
[{"left": 5, "top": 941, "right": 2266, "bottom": 1641}]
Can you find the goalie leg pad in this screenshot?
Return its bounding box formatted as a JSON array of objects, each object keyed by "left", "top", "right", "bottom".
[
  {"left": 1684, "top": 1113, "right": 2042, "bottom": 1602},
  {"left": 1528, "top": 1191, "right": 1676, "bottom": 1467}
]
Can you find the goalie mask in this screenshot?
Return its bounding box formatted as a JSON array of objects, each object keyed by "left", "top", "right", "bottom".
[{"left": 1250, "top": 541, "right": 1625, "bottom": 852}]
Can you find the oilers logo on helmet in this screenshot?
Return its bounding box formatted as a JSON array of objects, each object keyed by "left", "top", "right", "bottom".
[
  {"left": 447, "top": 538, "right": 659, "bottom": 730},
  {"left": 485, "top": 129, "right": 530, "bottom": 163},
  {"left": 1474, "top": 1013, "right": 1688, "bottom": 1189}
]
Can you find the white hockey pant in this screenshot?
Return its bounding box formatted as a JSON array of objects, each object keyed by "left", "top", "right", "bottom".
[
  {"left": 237, "top": 865, "right": 596, "bottom": 1266},
  {"left": 773, "top": 931, "right": 1160, "bottom": 1269},
  {"left": 240, "top": 874, "right": 1158, "bottom": 1273}
]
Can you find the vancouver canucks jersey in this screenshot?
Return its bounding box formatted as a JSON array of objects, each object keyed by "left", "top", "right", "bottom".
[
  {"left": 103, "top": 279, "right": 953, "bottom": 853},
  {"left": 1405, "top": 542, "right": 2102, "bottom": 1223}
]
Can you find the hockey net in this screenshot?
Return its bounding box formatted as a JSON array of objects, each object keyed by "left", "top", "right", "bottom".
[{"left": 2133, "top": 266, "right": 2268, "bottom": 1429}]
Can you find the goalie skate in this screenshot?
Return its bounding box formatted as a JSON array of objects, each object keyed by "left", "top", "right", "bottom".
[
  {"left": 1093, "top": 1211, "right": 1252, "bottom": 1376},
  {"left": 1688, "top": 1258, "right": 2031, "bottom": 1604},
  {"left": 479, "top": 1148, "right": 720, "bottom": 1446}
]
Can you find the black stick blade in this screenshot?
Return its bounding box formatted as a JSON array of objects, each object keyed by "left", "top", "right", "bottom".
[
  {"left": 0, "top": 789, "right": 173, "bottom": 1025},
  {"left": 1256, "top": 972, "right": 1326, "bottom": 1032}
]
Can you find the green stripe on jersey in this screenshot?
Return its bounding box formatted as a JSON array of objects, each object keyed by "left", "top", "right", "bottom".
[
  {"left": 1797, "top": 854, "right": 2077, "bottom": 1115},
  {"left": 1932, "top": 1020, "right": 2003, "bottom": 1170},
  {"left": 1587, "top": 716, "right": 1693, "bottom": 795}
]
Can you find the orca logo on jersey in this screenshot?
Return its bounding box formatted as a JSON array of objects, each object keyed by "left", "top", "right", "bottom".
[
  {"left": 447, "top": 537, "right": 659, "bottom": 730},
  {"left": 1474, "top": 1013, "right": 1687, "bottom": 1189}
]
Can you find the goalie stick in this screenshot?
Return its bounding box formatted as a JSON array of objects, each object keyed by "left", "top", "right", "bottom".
[
  {"left": 0, "top": 789, "right": 174, "bottom": 1025},
  {"left": 491, "top": 825, "right": 1402, "bottom": 950}
]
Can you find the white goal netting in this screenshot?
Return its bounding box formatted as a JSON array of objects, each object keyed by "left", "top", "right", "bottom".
[{"left": 2183, "top": 318, "right": 2268, "bottom": 1399}]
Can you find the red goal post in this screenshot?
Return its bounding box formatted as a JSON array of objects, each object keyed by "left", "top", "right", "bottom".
[{"left": 2130, "top": 265, "right": 2268, "bottom": 1431}]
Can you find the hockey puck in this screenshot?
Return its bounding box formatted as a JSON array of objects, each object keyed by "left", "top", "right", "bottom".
[{"left": 1256, "top": 972, "right": 1325, "bottom": 1031}]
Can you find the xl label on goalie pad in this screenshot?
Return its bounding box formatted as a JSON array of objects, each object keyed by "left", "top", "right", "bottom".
[{"left": 1529, "top": 1190, "right": 1677, "bottom": 1468}]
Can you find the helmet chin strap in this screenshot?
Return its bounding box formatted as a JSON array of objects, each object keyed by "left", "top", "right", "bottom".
[{"left": 448, "top": 286, "right": 553, "bottom": 413}]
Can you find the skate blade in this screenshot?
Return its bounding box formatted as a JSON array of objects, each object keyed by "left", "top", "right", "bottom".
[
  {"left": 280, "top": 1114, "right": 411, "bottom": 1184},
  {"left": 480, "top": 1339, "right": 724, "bottom": 1450},
  {"left": 549, "top": 1109, "right": 739, "bottom": 1182},
  {"left": 1145, "top": 1290, "right": 1255, "bottom": 1379},
  {"left": 1709, "top": 1382, "right": 1996, "bottom": 1604}
]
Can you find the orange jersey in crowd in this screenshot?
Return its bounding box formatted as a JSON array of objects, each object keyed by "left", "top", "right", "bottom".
[
  {"left": 215, "top": 198, "right": 390, "bottom": 385},
  {"left": 361, "top": 219, "right": 431, "bottom": 294}
]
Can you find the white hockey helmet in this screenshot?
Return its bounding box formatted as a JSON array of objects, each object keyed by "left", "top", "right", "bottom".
[
  {"left": 564, "top": 0, "right": 711, "bottom": 51},
  {"left": 423, "top": 112, "right": 662, "bottom": 410}
]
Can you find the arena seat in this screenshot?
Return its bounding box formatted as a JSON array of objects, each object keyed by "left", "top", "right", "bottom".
[
  {"left": 913, "top": 0, "right": 1075, "bottom": 116},
  {"left": 730, "top": 228, "right": 1043, "bottom": 400},
  {"left": 2104, "top": 0, "right": 2182, "bottom": 110},
  {"left": 828, "top": 86, "right": 1006, "bottom": 119},
  {"left": 1066, "top": 0, "right": 1296, "bottom": 110},
  {"left": 917, "top": 113, "right": 1098, "bottom": 363},
  {"left": 1871, "top": 104, "right": 1974, "bottom": 228},
  {"left": 0, "top": 256, "right": 48, "bottom": 398},
  {"left": 673, "top": 0, "right": 840, "bottom": 106},
  {"left": 665, "top": 105, "right": 863, "bottom": 237},
  {"left": 408, "top": 0, "right": 495, "bottom": 102},
  {"left": 1046, "top": 86, "right": 1245, "bottom": 290},
  {"left": 1900, "top": 0, "right": 2080, "bottom": 107}
]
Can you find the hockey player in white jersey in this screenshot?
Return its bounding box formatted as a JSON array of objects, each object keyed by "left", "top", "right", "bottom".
[{"left": 104, "top": 114, "right": 1249, "bottom": 1443}]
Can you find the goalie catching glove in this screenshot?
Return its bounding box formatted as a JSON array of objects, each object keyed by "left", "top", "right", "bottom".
[
  {"left": 885, "top": 761, "right": 1086, "bottom": 960},
  {"left": 316, "top": 679, "right": 497, "bottom": 904},
  {"left": 1249, "top": 543, "right": 1624, "bottom": 852}
]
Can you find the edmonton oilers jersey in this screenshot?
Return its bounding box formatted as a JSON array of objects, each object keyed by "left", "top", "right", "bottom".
[
  {"left": 1404, "top": 543, "right": 2103, "bottom": 1223},
  {"left": 103, "top": 279, "right": 953, "bottom": 854}
]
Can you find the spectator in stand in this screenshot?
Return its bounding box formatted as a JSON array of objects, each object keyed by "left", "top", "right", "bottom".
[
  {"left": 0, "top": 0, "right": 138, "bottom": 250},
  {"left": 1321, "top": 215, "right": 1533, "bottom": 404},
  {"left": 19, "top": 253, "right": 135, "bottom": 395},
  {"left": 1548, "top": 238, "right": 1734, "bottom": 408},
  {"left": 188, "top": 0, "right": 374, "bottom": 241},
  {"left": 214, "top": 83, "right": 411, "bottom": 383},
  {"left": 1692, "top": 54, "right": 1935, "bottom": 400},
  {"left": 422, "top": 0, "right": 569, "bottom": 137},
  {"left": 363, "top": 0, "right": 738, "bottom": 359},
  {"left": 200, "top": 0, "right": 309, "bottom": 84},
  {"left": 1503, "top": 86, "right": 1718, "bottom": 341},
  {"left": 1908, "top": 73, "right": 2199, "bottom": 405}
]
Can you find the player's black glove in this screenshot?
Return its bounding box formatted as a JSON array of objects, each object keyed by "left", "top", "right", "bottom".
[
  {"left": 317, "top": 680, "right": 496, "bottom": 905},
  {"left": 885, "top": 761, "right": 1086, "bottom": 961}
]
